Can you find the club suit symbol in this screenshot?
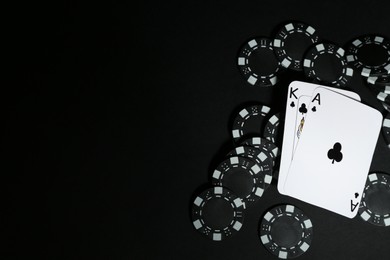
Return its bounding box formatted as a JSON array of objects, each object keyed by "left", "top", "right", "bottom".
[
  {"left": 290, "top": 101, "right": 295, "bottom": 107},
  {"left": 299, "top": 103, "right": 307, "bottom": 115},
  {"left": 327, "top": 142, "right": 343, "bottom": 164},
  {"left": 311, "top": 106, "right": 316, "bottom": 112},
  {"left": 354, "top": 192, "right": 359, "bottom": 198}
]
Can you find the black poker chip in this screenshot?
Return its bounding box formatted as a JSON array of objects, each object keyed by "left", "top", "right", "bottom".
[
  {"left": 259, "top": 204, "right": 313, "bottom": 259},
  {"left": 273, "top": 22, "right": 320, "bottom": 71},
  {"left": 232, "top": 104, "right": 271, "bottom": 143},
  {"left": 346, "top": 35, "right": 390, "bottom": 77},
  {"left": 263, "top": 113, "right": 284, "bottom": 148},
  {"left": 238, "top": 37, "right": 283, "bottom": 86},
  {"left": 303, "top": 43, "right": 354, "bottom": 87},
  {"left": 212, "top": 156, "right": 268, "bottom": 207},
  {"left": 358, "top": 173, "right": 390, "bottom": 227},
  {"left": 240, "top": 137, "right": 280, "bottom": 163},
  {"left": 383, "top": 113, "right": 390, "bottom": 148},
  {"left": 191, "top": 186, "right": 245, "bottom": 241},
  {"left": 226, "top": 146, "right": 273, "bottom": 188}
]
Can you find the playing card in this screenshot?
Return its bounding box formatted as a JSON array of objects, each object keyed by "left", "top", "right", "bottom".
[
  {"left": 283, "top": 87, "right": 382, "bottom": 218},
  {"left": 278, "top": 81, "right": 361, "bottom": 194}
]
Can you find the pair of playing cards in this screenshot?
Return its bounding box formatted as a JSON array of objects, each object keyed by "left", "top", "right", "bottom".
[{"left": 278, "top": 81, "right": 383, "bottom": 218}]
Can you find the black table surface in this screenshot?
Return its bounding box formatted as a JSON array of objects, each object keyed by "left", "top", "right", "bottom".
[{"left": 5, "top": 1, "right": 390, "bottom": 259}]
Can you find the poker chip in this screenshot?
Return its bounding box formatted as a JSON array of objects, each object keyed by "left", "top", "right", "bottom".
[
  {"left": 303, "top": 43, "right": 354, "bottom": 87},
  {"left": 227, "top": 146, "right": 273, "bottom": 188},
  {"left": 240, "top": 137, "right": 280, "bottom": 163},
  {"left": 346, "top": 35, "right": 390, "bottom": 77},
  {"left": 377, "top": 92, "right": 390, "bottom": 106},
  {"left": 232, "top": 104, "right": 271, "bottom": 143},
  {"left": 238, "top": 37, "right": 283, "bottom": 86},
  {"left": 263, "top": 113, "right": 284, "bottom": 148},
  {"left": 259, "top": 204, "right": 313, "bottom": 259},
  {"left": 191, "top": 186, "right": 245, "bottom": 241},
  {"left": 367, "top": 75, "right": 390, "bottom": 88},
  {"left": 273, "top": 22, "right": 320, "bottom": 71},
  {"left": 383, "top": 113, "right": 390, "bottom": 148},
  {"left": 212, "top": 156, "right": 268, "bottom": 207},
  {"left": 358, "top": 173, "right": 390, "bottom": 226}
]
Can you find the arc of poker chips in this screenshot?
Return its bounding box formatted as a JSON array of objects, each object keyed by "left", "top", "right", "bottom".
[
  {"left": 303, "top": 43, "right": 354, "bottom": 87},
  {"left": 259, "top": 204, "right": 313, "bottom": 259},
  {"left": 273, "top": 22, "right": 320, "bottom": 71},
  {"left": 358, "top": 173, "right": 390, "bottom": 226},
  {"left": 232, "top": 104, "right": 271, "bottom": 143},
  {"left": 346, "top": 35, "right": 390, "bottom": 77},
  {"left": 238, "top": 37, "right": 283, "bottom": 86},
  {"left": 227, "top": 146, "right": 273, "bottom": 189},
  {"left": 192, "top": 187, "right": 245, "bottom": 241},
  {"left": 212, "top": 156, "right": 268, "bottom": 207}
]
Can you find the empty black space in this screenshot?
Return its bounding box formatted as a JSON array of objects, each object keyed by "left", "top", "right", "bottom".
[{"left": 4, "top": 1, "right": 390, "bottom": 259}]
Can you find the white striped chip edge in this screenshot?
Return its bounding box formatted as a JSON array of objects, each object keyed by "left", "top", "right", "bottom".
[
  {"left": 193, "top": 219, "right": 202, "bottom": 229},
  {"left": 264, "top": 175, "right": 272, "bottom": 184},
  {"left": 273, "top": 39, "right": 281, "bottom": 47},
  {"left": 303, "top": 59, "right": 311, "bottom": 68},
  {"left": 232, "top": 129, "right": 241, "bottom": 138},
  {"left": 264, "top": 212, "right": 273, "bottom": 221},
  {"left": 214, "top": 186, "right": 223, "bottom": 194},
  {"left": 212, "top": 169, "right": 221, "bottom": 179},
  {"left": 239, "top": 109, "right": 249, "bottom": 118},
  {"left": 286, "top": 205, "right": 295, "bottom": 213},
  {"left": 337, "top": 48, "right": 345, "bottom": 56},
  {"left": 352, "top": 39, "right": 362, "bottom": 47},
  {"left": 255, "top": 188, "right": 264, "bottom": 197},
  {"left": 236, "top": 146, "right": 245, "bottom": 154},
  {"left": 233, "top": 221, "right": 242, "bottom": 231},
  {"left": 248, "top": 75, "right": 257, "bottom": 85},
  {"left": 258, "top": 152, "right": 267, "bottom": 163},
  {"left": 251, "top": 164, "right": 261, "bottom": 174},
  {"left": 316, "top": 44, "right": 325, "bottom": 52},
  {"left": 248, "top": 39, "right": 257, "bottom": 48},
  {"left": 368, "top": 173, "right": 378, "bottom": 182},
  {"left": 307, "top": 26, "right": 315, "bottom": 35},
  {"left": 384, "top": 217, "right": 390, "bottom": 226},
  {"left": 262, "top": 105, "right": 271, "bottom": 114},
  {"left": 230, "top": 156, "right": 239, "bottom": 164},
  {"left": 194, "top": 197, "right": 203, "bottom": 207},
  {"left": 233, "top": 198, "right": 243, "bottom": 208},
  {"left": 383, "top": 118, "right": 390, "bottom": 128},
  {"left": 261, "top": 234, "right": 270, "bottom": 244},
  {"left": 360, "top": 211, "right": 371, "bottom": 221},
  {"left": 304, "top": 219, "right": 313, "bottom": 229},
  {"left": 361, "top": 68, "right": 371, "bottom": 77},
  {"left": 285, "top": 23, "right": 294, "bottom": 31},
  {"left": 279, "top": 251, "right": 288, "bottom": 259},
  {"left": 213, "top": 233, "right": 222, "bottom": 241},
  {"left": 300, "top": 242, "right": 310, "bottom": 252},
  {"left": 375, "top": 36, "right": 384, "bottom": 43},
  {"left": 269, "top": 115, "right": 278, "bottom": 125},
  {"left": 238, "top": 57, "right": 246, "bottom": 66}
]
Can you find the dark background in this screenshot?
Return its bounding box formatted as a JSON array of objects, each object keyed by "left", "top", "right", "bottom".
[{"left": 4, "top": 1, "right": 390, "bottom": 259}]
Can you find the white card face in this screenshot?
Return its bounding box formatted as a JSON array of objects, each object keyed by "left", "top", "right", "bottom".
[
  {"left": 278, "top": 81, "right": 361, "bottom": 194},
  {"left": 283, "top": 87, "right": 382, "bottom": 218}
]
